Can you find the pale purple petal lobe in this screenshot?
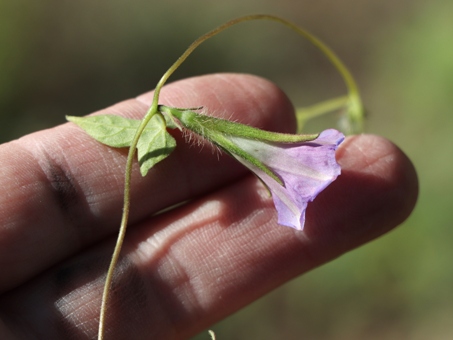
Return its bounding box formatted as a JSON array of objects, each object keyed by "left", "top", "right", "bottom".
[{"left": 230, "top": 129, "right": 344, "bottom": 230}]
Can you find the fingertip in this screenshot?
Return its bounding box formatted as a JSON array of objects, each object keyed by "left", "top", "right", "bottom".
[
  {"left": 339, "top": 134, "right": 418, "bottom": 226},
  {"left": 305, "top": 134, "right": 418, "bottom": 255}
]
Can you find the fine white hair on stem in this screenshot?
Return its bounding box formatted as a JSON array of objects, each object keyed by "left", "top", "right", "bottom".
[
  {"left": 203, "top": 106, "right": 240, "bottom": 124},
  {"left": 181, "top": 124, "right": 224, "bottom": 159}
]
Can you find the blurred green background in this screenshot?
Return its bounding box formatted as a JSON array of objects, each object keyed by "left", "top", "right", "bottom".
[{"left": 1, "top": 0, "right": 452, "bottom": 339}]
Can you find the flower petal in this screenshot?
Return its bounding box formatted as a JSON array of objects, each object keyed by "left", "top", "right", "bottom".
[{"left": 229, "top": 129, "right": 344, "bottom": 230}]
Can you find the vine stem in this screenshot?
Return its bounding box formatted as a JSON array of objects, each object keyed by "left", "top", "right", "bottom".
[
  {"left": 296, "top": 95, "right": 349, "bottom": 132},
  {"left": 97, "top": 109, "right": 155, "bottom": 340},
  {"left": 97, "top": 14, "right": 362, "bottom": 340}
]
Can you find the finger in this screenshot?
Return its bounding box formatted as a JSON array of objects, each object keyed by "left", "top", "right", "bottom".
[
  {"left": 0, "top": 135, "right": 418, "bottom": 339},
  {"left": 0, "top": 74, "right": 295, "bottom": 292}
]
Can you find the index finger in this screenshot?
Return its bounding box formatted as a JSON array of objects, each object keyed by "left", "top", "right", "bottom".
[{"left": 0, "top": 73, "right": 296, "bottom": 292}]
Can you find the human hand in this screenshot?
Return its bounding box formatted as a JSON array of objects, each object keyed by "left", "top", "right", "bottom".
[{"left": 0, "top": 74, "right": 418, "bottom": 339}]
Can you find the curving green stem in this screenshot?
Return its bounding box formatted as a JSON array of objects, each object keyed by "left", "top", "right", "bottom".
[
  {"left": 97, "top": 106, "right": 158, "bottom": 340},
  {"left": 296, "top": 95, "right": 350, "bottom": 133},
  {"left": 151, "top": 14, "right": 363, "bottom": 133},
  {"left": 98, "top": 14, "right": 363, "bottom": 340}
]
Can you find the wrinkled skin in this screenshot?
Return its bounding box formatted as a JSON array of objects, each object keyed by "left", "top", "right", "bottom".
[{"left": 0, "top": 74, "right": 418, "bottom": 339}]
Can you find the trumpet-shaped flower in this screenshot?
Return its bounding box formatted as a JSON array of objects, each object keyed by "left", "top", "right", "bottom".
[
  {"left": 228, "top": 129, "right": 343, "bottom": 229},
  {"left": 160, "top": 106, "right": 344, "bottom": 230}
]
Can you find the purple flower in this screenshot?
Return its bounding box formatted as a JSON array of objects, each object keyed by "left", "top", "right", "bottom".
[
  {"left": 160, "top": 106, "right": 344, "bottom": 231},
  {"left": 228, "top": 129, "right": 344, "bottom": 230}
]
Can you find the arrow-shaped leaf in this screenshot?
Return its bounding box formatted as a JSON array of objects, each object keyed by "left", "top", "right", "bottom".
[{"left": 67, "top": 114, "right": 176, "bottom": 176}]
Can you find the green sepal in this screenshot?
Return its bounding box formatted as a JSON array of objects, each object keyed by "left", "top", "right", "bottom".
[
  {"left": 66, "top": 114, "right": 176, "bottom": 176},
  {"left": 160, "top": 106, "right": 319, "bottom": 143}
]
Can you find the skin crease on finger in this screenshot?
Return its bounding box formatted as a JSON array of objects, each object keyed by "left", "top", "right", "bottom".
[{"left": 0, "top": 132, "right": 418, "bottom": 339}]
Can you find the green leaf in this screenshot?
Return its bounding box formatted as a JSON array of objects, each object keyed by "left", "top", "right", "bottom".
[
  {"left": 66, "top": 114, "right": 176, "bottom": 176},
  {"left": 66, "top": 115, "right": 140, "bottom": 147},
  {"left": 136, "top": 114, "right": 176, "bottom": 176}
]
